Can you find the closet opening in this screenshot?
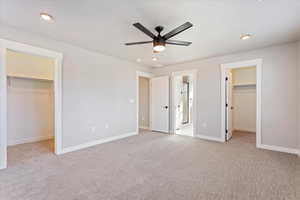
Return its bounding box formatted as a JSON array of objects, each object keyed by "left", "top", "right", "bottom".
[
  {"left": 6, "top": 50, "right": 55, "bottom": 166},
  {"left": 225, "top": 66, "right": 257, "bottom": 143},
  {"left": 0, "top": 40, "right": 63, "bottom": 169},
  {"left": 221, "top": 59, "right": 262, "bottom": 147},
  {"left": 136, "top": 71, "right": 153, "bottom": 134}
]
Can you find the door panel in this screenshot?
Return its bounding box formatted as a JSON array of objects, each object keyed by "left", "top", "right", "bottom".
[{"left": 151, "top": 76, "right": 169, "bottom": 133}]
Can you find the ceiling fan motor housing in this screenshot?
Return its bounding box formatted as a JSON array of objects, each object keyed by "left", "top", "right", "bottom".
[
  {"left": 155, "top": 26, "right": 164, "bottom": 34},
  {"left": 153, "top": 36, "right": 166, "bottom": 47}
]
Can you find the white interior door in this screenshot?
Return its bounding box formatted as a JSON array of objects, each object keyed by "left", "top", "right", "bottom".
[
  {"left": 225, "top": 70, "right": 233, "bottom": 140},
  {"left": 151, "top": 76, "right": 169, "bottom": 133}
]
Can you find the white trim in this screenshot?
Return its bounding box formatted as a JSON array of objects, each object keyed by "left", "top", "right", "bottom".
[
  {"left": 171, "top": 70, "right": 198, "bottom": 76},
  {"left": 171, "top": 70, "right": 198, "bottom": 136},
  {"left": 176, "top": 132, "right": 193, "bottom": 137},
  {"left": 257, "top": 144, "right": 300, "bottom": 155},
  {"left": 220, "top": 59, "right": 262, "bottom": 145},
  {"left": 8, "top": 135, "right": 54, "bottom": 146},
  {"left": 0, "top": 39, "right": 63, "bottom": 169},
  {"left": 62, "top": 132, "right": 137, "bottom": 154},
  {"left": 136, "top": 71, "right": 153, "bottom": 134},
  {"left": 194, "top": 135, "right": 224, "bottom": 142},
  {"left": 233, "top": 129, "right": 255, "bottom": 134},
  {"left": 136, "top": 71, "right": 153, "bottom": 78},
  {"left": 0, "top": 41, "right": 7, "bottom": 169}
]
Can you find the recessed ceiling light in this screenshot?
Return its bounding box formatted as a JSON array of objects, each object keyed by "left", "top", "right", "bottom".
[
  {"left": 40, "top": 13, "right": 54, "bottom": 21},
  {"left": 240, "top": 34, "right": 252, "bottom": 40},
  {"left": 136, "top": 58, "right": 141, "bottom": 62},
  {"left": 152, "top": 57, "right": 158, "bottom": 61}
]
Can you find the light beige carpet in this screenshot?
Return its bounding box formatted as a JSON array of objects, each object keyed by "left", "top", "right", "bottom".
[{"left": 0, "top": 131, "right": 299, "bottom": 200}]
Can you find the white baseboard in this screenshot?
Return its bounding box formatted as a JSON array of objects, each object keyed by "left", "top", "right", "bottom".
[
  {"left": 8, "top": 135, "right": 54, "bottom": 146},
  {"left": 233, "top": 129, "right": 255, "bottom": 134},
  {"left": 0, "top": 163, "right": 5, "bottom": 170},
  {"left": 194, "top": 135, "right": 299, "bottom": 155},
  {"left": 194, "top": 134, "right": 225, "bottom": 142},
  {"left": 257, "top": 144, "right": 299, "bottom": 155},
  {"left": 61, "top": 132, "right": 137, "bottom": 154}
]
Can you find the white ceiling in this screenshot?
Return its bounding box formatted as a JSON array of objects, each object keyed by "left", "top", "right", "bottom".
[{"left": 1, "top": 0, "right": 300, "bottom": 67}]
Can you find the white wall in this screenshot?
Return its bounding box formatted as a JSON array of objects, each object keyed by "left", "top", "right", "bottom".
[
  {"left": 0, "top": 24, "right": 151, "bottom": 149},
  {"left": 1, "top": 23, "right": 298, "bottom": 152},
  {"left": 6, "top": 50, "right": 54, "bottom": 80},
  {"left": 232, "top": 86, "right": 256, "bottom": 133},
  {"left": 7, "top": 78, "right": 54, "bottom": 145},
  {"left": 298, "top": 41, "right": 300, "bottom": 151},
  {"left": 154, "top": 42, "right": 299, "bottom": 149},
  {"left": 139, "top": 77, "right": 150, "bottom": 129},
  {"left": 232, "top": 67, "right": 256, "bottom": 133}
]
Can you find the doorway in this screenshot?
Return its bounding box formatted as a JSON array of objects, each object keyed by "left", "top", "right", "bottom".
[
  {"left": 0, "top": 40, "right": 63, "bottom": 169},
  {"left": 136, "top": 71, "right": 153, "bottom": 134},
  {"left": 138, "top": 76, "right": 150, "bottom": 132},
  {"left": 221, "top": 59, "right": 262, "bottom": 146},
  {"left": 7, "top": 50, "right": 55, "bottom": 166},
  {"left": 172, "top": 70, "right": 197, "bottom": 137},
  {"left": 136, "top": 72, "right": 171, "bottom": 134}
]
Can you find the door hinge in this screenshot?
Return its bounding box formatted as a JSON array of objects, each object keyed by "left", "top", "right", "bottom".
[
  {"left": 226, "top": 103, "right": 228, "bottom": 107},
  {"left": 225, "top": 129, "right": 228, "bottom": 141}
]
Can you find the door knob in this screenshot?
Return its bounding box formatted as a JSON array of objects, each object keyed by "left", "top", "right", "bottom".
[{"left": 164, "top": 106, "right": 168, "bottom": 109}]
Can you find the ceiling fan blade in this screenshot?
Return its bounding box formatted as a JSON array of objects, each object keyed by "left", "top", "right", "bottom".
[
  {"left": 163, "top": 22, "right": 193, "bottom": 40},
  {"left": 133, "top": 23, "right": 156, "bottom": 39},
  {"left": 165, "top": 40, "right": 192, "bottom": 46},
  {"left": 125, "top": 41, "right": 153, "bottom": 45}
]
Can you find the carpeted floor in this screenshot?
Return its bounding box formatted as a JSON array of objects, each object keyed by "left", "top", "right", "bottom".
[{"left": 0, "top": 130, "right": 299, "bottom": 200}]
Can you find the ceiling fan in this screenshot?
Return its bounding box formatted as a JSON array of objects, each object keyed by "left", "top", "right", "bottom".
[{"left": 125, "top": 22, "right": 193, "bottom": 52}]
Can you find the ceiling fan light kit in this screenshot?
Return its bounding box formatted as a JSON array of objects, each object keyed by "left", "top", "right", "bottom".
[
  {"left": 153, "top": 40, "right": 165, "bottom": 52},
  {"left": 125, "top": 22, "right": 193, "bottom": 52}
]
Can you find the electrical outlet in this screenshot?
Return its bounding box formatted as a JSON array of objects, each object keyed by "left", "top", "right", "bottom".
[
  {"left": 90, "top": 126, "right": 96, "bottom": 133},
  {"left": 105, "top": 124, "right": 109, "bottom": 129}
]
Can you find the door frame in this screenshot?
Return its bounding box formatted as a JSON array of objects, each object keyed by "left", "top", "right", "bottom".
[
  {"left": 220, "top": 59, "right": 262, "bottom": 146},
  {"left": 136, "top": 71, "right": 153, "bottom": 133},
  {"left": 171, "top": 70, "right": 198, "bottom": 136},
  {"left": 0, "top": 39, "right": 63, "bottom": 169},
  {"left": 224, "top": 70, "right": 233, "bottom": 141}
]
